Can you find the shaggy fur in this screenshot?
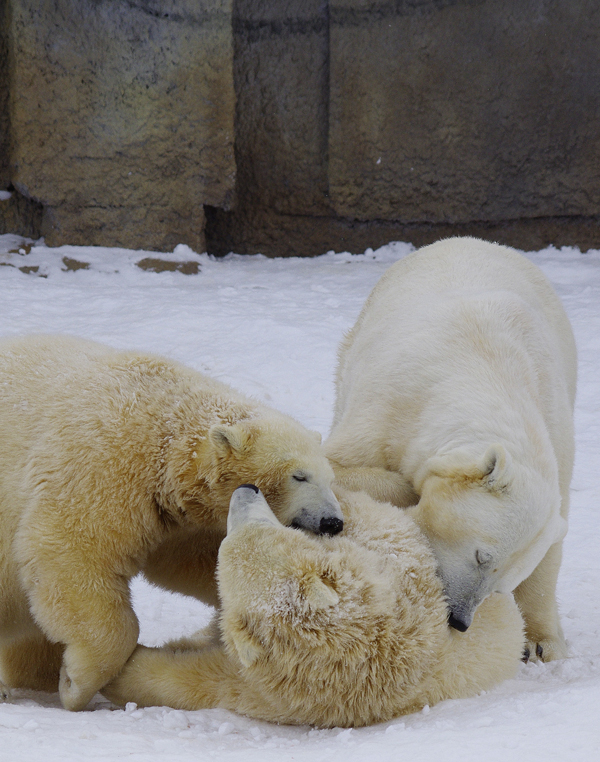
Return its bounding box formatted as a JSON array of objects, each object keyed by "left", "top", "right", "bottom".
[
  {"left": 0, "top": 334, "right": 341, "bottom": 711},
  {"left": 104, "top": 486, "right": 524, "bottom": 728},
  {"left": 325, "top": 237, "right": 577, "bottom": 661}
]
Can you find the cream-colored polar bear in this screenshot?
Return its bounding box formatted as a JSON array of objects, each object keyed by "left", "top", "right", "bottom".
[
  {"left": 0, "top": 334, "right": 343, "bottom": 711},
  {"left": 103, "top": 485, "right": 524, "bottom": 728},
  {"left": 325, "top": 237, "right": 576, "bottom": 662}
]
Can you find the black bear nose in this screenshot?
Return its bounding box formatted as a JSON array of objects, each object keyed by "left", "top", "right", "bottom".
[
  {"left": 448, "top": 612, "right": 470, "bottom": 632},
  {"left": 319, "top": 516, "right": 344, "bottom": 536}
]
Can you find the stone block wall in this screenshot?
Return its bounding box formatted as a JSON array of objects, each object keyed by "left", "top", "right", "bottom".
[
  {"left": 208, "top": 0, "right": 600, "bottom": 256},
  {"left": 0, "top": 0, "right": 9, "bottom": 190},
  {"left": 328, "top": 0, "right": 600, "bottom": 224},
  {"left": 2, "top": 0, "right": 600, "bottom": 255},
  {"left": 3, "top": 0, "right": 235, "bottom": 251}
]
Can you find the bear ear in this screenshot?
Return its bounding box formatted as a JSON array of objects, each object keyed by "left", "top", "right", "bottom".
[
  {"left": 209, "top": 423, "right": 250, "bottom": 455},
  {"left": 417, "top": 444, "right": 512, "bottom": 492},
  {"left": 229, "top": 621, "right": 265, "bottom": 668},
  {"left": 479, "top": 444, "right": 512, "bottom": 492},
  {"left": 302, "top": 574, "right": 339, "bottom": 610},
  {"left": 310, "top": 430, "right": 323, "bottom": 445}
]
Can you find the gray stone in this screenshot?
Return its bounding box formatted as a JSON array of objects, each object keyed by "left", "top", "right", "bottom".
[
  {"left": 9, "top": 0, "right": 235, "bottom": 251},
  {"left": 205, "top": 205, "right": 600, "bottom": 257},
  {"left": 232, "top": 0, "right": 331, "bottom": 217},
  {"left": 329, "top": 0, "right": 600, "bottom": 223},
  {"left": 0, "top": 190, "right": 43, "bottom": 239},
  {"left": 0, "top": 1, "right": 9, "bottom": 189}
]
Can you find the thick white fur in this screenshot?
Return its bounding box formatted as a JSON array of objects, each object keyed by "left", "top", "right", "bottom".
[
  {"left": 325, "top": 237, "right": 576, "bottom": 660},
  {"left": 104, "top": 486, "right": 524, "bottom": 727},
  {"left": 0, "top": 334, "right": 341, "bottom": 710}
]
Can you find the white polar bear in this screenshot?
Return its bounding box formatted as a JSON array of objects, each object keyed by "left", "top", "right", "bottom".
[
  {"left": 325, "top": 237, "right": 576, "bottom": 661},
  {"left": 0, "top": 334, "right": 343, "bottom": 711},
  {"left": 103, "top": 485, "right": 524, "bottom": 727}
]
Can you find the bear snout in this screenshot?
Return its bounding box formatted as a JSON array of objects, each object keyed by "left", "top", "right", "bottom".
[
  {"left": 448, "top": 610, "right": 471, "bottom": 632},
  {"left": 319, "top": 516, "right": 344, "bottom": 536}
]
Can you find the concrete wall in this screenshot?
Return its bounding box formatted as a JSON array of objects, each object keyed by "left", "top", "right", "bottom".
[
  {"left": 2, "top": 0, "right": 600, "bottom": 255},
  {"left": 208, "top": 0, "right": 600, "bottom": 256},
  {"left": 4, "top": 0, "right": 235, "bottom": 251}
]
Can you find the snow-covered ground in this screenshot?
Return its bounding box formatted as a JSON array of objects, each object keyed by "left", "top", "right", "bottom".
[{"left": 0, "top": 233, "right": 598, "bottom": 761}]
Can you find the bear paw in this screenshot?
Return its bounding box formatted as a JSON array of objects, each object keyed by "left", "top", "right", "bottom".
[
  {"left": 522, "top": 635, "right": 567, "bottom": 663},
  {"left": 0, "top": 682, "right": 10, "bottom": 702},
  {"left": 59, "top": 664, "right": 94, "bottom": 712}
]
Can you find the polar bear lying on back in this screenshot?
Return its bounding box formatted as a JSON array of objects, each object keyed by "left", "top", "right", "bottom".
[
  {"left": 104, "top": 485, "right": 524, "bottom": 727},
  {"left": 325, "top": 237, "right": 576, "bottom": 661}
]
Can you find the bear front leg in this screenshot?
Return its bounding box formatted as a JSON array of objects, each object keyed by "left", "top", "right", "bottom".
[
  {"left": 514, "top": 541, "right": 567, "bottom": 662},
  {"left": 0, "top": 634, "right": 64, "bottom": 693},
  {"left": 23, "top": 566, "right": 140, "bottom": 711},
  {"left": 329, "top": 462, "right": 418, "bottom": 507},
  {"left": 58, "top": 602, "right": 139, "bottom": 711}
]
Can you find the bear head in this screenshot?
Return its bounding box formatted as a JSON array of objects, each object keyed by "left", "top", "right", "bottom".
[
  {"left": 410, "top": 443, "right": 566, "bottom": 631},
  {"left": 164, "top": 413, "right": 344, "bottom": 536}
]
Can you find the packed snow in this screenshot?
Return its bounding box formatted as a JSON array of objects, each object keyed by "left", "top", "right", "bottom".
[{"left": 0, "top": 233, "right": 599, "bottom": 761}]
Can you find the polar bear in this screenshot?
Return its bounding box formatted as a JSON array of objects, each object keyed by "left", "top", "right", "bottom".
[
  {"left": 103, "top": 485, "right": 524, "bottom": 728},
  {"left": 0, "top": 334, "right": 343, "bottom": 711},
  {"left": 325, "top": 237, "right": 576, "bottom": 662}
]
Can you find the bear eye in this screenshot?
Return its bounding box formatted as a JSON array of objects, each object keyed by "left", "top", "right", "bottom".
[
  {"left": 475, "top": 549, "right": 493, "bottom": 567},
  {"left": 293, "top": 473, "right": 308, "bottom": 482}
]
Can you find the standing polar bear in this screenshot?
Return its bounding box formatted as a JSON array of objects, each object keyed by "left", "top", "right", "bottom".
[
  {"left": 325, "top": 237, "right": 576, "bottom": 662},
  {"left": 0, "top": 334, "right": 343, "bottom": 711},
  {"left": 104, "top": 485, "right": 524, "bottom": 727}
]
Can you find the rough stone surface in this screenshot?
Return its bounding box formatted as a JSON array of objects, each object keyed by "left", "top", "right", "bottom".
[
  {"left": 4, "top": 0, "right": 600, "bottom": 256},
  {"left": 0, "top": 191, "right": 43, "bottom": 240},
  {"left": 209, "top": 0, "right": 600, "bottom": 256},
  {"left": 0, "top": 1, "right": 9, "bottom": 189},
  {"left": 328, "top": 0, "right": 600, "bottom": 224},
  {"left": 206, "top": 206, "right": 600, "bottom": 257},
  {"left": 232, "top": 0, "right": 331, "bottom": 217},
  {"left": 9, "top": 0, "right": 235, "bottom": 251}
]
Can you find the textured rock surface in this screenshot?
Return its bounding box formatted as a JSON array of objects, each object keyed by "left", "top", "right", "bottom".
[
  {"left": 0, "top": 1, "right": 9, "bottom": 189},
  {"left": 209, "top": 0, "right": 600, "bottom": 256},
  {"left": 232, "top": 0, "right": 330, "bottom": 217},
  {"left": 9, "top": 0, "right": 235, "bottom": 251},
  {"left": 3, "top": 0, "right": 600, "bottom": 256},
  {"left": 328, "top": 0, "right": 600, "bottom": 223},
  {"left": 0, "top": 191, "right": 44, "bottom": 240}
]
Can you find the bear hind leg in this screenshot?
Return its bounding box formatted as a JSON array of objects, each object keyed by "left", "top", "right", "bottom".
[
  {"left": 102, "top": 643, "right": 236, "bottom": 710},
  {"left": 0, "top": 634, "right": 64, "bottom": 694}
]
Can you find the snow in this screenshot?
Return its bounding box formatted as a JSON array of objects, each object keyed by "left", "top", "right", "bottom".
[{"left": 0, "top": 234, "right": 599, "bottom": 761}]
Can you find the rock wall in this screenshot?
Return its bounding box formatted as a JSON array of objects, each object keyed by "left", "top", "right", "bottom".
[
  {"left": 208, "top": 0, "right": 600, "bottom": 256},
  {"left": 5, "top": 0, "right": 235, "bottom": 251},
  {"left": 2, "top": 0, "right": 600, "bottom": 255},
  {"left": 0, "top": 0, "right": 9, "bottom": 190},
  {"left": 328, "top": 0, "right": 600, "bottom": 224}
]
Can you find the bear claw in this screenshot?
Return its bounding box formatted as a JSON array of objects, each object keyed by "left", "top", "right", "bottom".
[{"left": 536, "top": 644, "right": 544, "bottom": 659}]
